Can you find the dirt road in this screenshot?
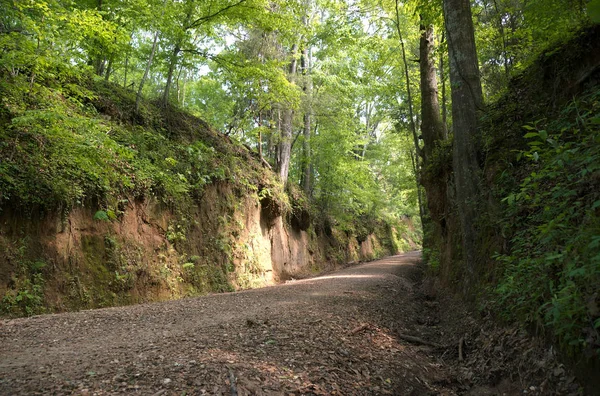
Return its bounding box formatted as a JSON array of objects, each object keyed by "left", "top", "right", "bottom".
[
  {"left": 3, "top": 251, "right": 572, "bottom": 395},
  {"left": 1, "top": 252, "right": 456, "bottom": 395}
]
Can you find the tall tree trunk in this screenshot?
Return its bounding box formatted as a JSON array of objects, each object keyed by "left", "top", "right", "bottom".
[
  {"left": 179, "top": 69, "right": 187, "bottom": 107},
  {"left": 91, "top": 0, "right": 106, "bottom": 76},
  {"left": 419, "top": 23, "right": 449, "bottom": 254},
  {"left": 300, "top": 42, "right": 312, "bottom": 195},
  {"left": 135, "top": 30, "right": 160, "bottom": 114},
  {"left": 444, "top": 0, "right": 484, "bottom": 291},
  {"left": 420, "top": 24, "right": 446, "bottom": 160},
  {"left": 409, "top": 149, "right": 425, "bottom": 222},
  {"left": 267, "top": 108, "right": 280, "bottom": 162},
  {"left": 104, "top": 56, "right": 113, "bottom": 81},
  {"left": 123, "top": 32, "right": 133, "bottom": 88},
  {"left": 92, "top": 57, "right": 106, "bottom": 76},
  {"left": 104, "top": 18, "right": 122, "bottom": 83},
  {"left": 361, "top": 102, "right": 373, "bottom": 159},
  {"left": 300, "top": 3, "right": 315, "bottom": 194},
  {"left": 301, "top": 111, "right": 311, "bottom": 191},
  {"left": 299, "top": 6, "right": 313, "bottom": 194},
  {"left": 124, "top": 53, "right": 129, "bottom": 87},
  {"left": 439, "top": 32, "right": 448, "bottom": 134},
  {"left": 395, "top": 0, "right": 425, "bottom": 230},
  {"left": 163, "top": 6, "right": 194, "bottom": 107},
  {"left": 276, "top": 43, "right": 298, "bottom": 184},
  {"left": 395, "top": 0, "right": 422, "bottom": 160},
  {"left": 491, "top": 0, "right": 510, "bottom": 79}
]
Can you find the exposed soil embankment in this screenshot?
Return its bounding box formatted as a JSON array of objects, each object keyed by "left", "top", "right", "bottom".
[{"left": 0, "top": 182, "right": 419, "bottom": 314}]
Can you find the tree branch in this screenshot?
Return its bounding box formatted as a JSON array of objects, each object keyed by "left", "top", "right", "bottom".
[{"left": 187, "top": 0, "right": 249, "bottom": 29}]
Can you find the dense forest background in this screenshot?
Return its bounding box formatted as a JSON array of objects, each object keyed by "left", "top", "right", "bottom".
[{"left": 1, "top": 0, "right": 599, "bottom": 368}]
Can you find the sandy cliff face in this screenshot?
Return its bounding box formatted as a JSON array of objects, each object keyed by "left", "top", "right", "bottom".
[{"left": 0, "top": 182, "right": 415, "bottom": 315}]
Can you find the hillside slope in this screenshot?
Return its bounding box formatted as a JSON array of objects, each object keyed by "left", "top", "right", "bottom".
[
  {"left": 0, "top": 71, "right": 419, "bottom": 316},
  {"left": 424, "top": 24, "right": 600, "bottom": 366}
]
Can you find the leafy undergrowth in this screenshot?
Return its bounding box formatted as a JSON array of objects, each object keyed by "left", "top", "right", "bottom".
[
  {"left": 492, "top": 87, "right": 600, "bottom": 357},
  {"left": 420, "top": 25, "right": 600, "bottom": 373},
  {"left": 416, "top": 275, "right": 585, "bottom": 395},
  {"left": 0, "top": 63, "right": 279, "bottom": 215}
]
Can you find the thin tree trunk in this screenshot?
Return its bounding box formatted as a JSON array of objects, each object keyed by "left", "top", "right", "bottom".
[
  {"left": 309, "top": 118, "right": 317, "bottom": 189},
  {"left": 180, "top": 71, "right": 187, "bottom": 107},
  {"left": 91, "top": 0, "right": 106, "bottom": 76},
  {"left": 409, "top": 149, "right": 425, "bottom": 222},
  {"left": 135, "top": 30, "right": 160, "bottom": 114},
  {"left": 439, "top": 32, "right": 448, "bottom": 134},
  {"left": 123, "top": 54, "right": 129, "bottom": 87},
  {"left": 276, "top": 43, "right": 298, "bottom": 184},
  {"left": 300, "top": 10, "right": 312, "bottom": 195},
  {"left": 123, "top": 53, "right": 129, "bottom": 88},
  {"left": 104, "top": 56, "right": 113, "bottom": 81},
  {"left": 92, "top": 57, "right": 106, "bottom": 76},
  {"left": 361, "top": 102, "right": 373, "bottom": 159},
  {"left": 123, "top": 32, "right": 133, "bottom": 88},
  {"left": 104, "top": 18, "right": 122, "bottom": 83},
  {"left": 162, "top": 44, "right": 181, "bottom": 107},
  {"left": 164, "top": 6, "right": 194, "bottom": 107},
  {"left": 395, "top": 0, "right": 421, "bottom": 159},
  {"left": 492, "top": 0, "right": 510, "bottom": 79},
  {"left": 267, "top": 107, "right": 280, "bottom": 162},
  {"left": 258, "top": 111, "right": 264, "bottom": 159},
  {"left": 301, "top": 110, "right": 311, "bottom": 192},
  {"left": 176, "top": 66, "right": 183, "bottom": 103},
  {"left": 444, "top": 0, "right": 485, "bottom": 291}
]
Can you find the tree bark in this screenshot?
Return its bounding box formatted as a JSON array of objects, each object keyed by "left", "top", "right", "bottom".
[
  {"left": 267, "top": 108, "right": 280, "bottom": 162},
  {"left": 419, "top": 23, "right": 449, "bottom": 255},
  {"left": 258, "top": 111, "right": 264, "bottom": 159},
  {"left": 178, "top": 68, "right": 187, "bottom": 107},
  {"left": 123, "top": 32, "right": 133, "bottom": 88},
  {"left": 491, "top": 0, "right": 510, "bottom": 79},
  {"left": 419, "top": 24, "right": 446, "bottom": 161},
  {"left": 409, "top": 148, "right": 425, "bottom": 222},
  {"left": 104, "top": 57, "right": 113, "bottom": 81},
  {"left": 444, "top": 0, "right": 484, "bottom": 290},
  {"left": 124, "top": 54, "right": 129, "bottom": 87},
  {"left": 361, "top": 102, "right": 374, "bottom": 159}
]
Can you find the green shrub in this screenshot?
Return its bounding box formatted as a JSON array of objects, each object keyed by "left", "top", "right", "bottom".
[
  {"left": 494, "top": 88, "right": 600, "bottom": 356},
  {"left": 1, "top": 274, "right": 46, "bottom": 316}
]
